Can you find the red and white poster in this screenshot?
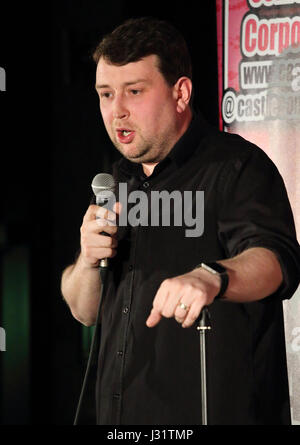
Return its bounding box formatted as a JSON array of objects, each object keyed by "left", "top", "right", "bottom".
[{"left": 216, "top": 0, "right": 300, "bottom": 424}]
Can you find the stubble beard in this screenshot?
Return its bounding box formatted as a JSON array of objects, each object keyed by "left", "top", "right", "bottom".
[
  {"left": 111, "top": 128, "right": 174, "bottom": 165},
  {"left": 113, "top": 140, "right": 152, "bottom": 163}
]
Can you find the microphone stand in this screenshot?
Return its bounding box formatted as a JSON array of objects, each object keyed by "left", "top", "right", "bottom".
[
  {"left": 196, "top": 306, "right": 211, "bottom": 426},
  {"left": 73, "top": 259, "right": 109, "bottom": 425}
]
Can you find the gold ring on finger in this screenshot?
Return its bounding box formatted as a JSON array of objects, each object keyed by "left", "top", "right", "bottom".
[{"left": 178, "top": 302, "right": 189, "bottom": 311}]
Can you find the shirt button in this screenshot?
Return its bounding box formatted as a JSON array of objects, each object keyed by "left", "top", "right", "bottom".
[
  {"left": 123, "top": 306, "right": 129, "bottom": 314},
  {"left": 143, "top": 181, "right": 150, "bottom": 188},
  {"left": 128, "top": 265, "right": 133, "bottom": 271}
]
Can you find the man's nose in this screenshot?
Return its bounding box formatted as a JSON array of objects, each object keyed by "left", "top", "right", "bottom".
[{"left": 113, "top": 95, "right": 129, "bottom": 120}]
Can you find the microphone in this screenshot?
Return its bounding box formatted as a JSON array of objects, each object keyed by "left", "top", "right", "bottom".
[{"left": 91, "top": 173, "right": 116, "bottom": 268}]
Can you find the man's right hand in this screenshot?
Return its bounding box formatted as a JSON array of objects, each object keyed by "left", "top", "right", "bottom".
[{"left": 80, "top": 203, "right": 120, "bottom": 268}]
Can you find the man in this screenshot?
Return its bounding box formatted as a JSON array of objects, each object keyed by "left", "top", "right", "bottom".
[{"left": 61, "top": 17, "right": 300, "bottom": 425}]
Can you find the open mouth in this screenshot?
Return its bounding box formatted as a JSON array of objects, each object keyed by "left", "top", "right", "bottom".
[{"left": 116, "top": 128, "right": 135, "bottom": 144}]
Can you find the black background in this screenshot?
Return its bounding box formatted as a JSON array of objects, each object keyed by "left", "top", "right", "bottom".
[{"left": 0, "top": 1, "right": 218, "bottom": 424}]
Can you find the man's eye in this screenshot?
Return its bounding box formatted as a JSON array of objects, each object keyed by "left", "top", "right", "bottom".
[
  {"left": 130, "top": 89, "right": 141, "bottom": 95},
  {"left": 100, "top": 92, "right": 112, "bottom": 99}
]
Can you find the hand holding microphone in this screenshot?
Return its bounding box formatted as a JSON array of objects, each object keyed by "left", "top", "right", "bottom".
[{"left": 80, "top": 173, "right": 120, "bottom": 269}]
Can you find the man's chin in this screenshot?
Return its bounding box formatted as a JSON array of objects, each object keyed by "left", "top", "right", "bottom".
[
  {"left": 115, "top": 143, "right": 151, "bottom": 163},
  {"left": 124, "top": 151, "right": 160, "bottom": 164}
]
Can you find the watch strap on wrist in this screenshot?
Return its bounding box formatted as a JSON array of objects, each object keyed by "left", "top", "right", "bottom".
[{"left": 197, "top": 262, "right": 229, "bottom": 299}]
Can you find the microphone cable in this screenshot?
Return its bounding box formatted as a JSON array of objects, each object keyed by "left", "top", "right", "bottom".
[{"left": 73, "top": 266, "right": 108, "bottom": 425}]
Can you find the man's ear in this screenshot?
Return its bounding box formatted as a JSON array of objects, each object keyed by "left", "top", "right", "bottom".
[{"left": 173, "top": 77, "right": 193, "bottom": 112}]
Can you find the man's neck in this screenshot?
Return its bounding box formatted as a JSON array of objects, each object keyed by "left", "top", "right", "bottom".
[
  {"left": 142, "top": 109, "right": 193, "bottom": 177},
  {"left": 142, "top": 162, "right": 159, "bottom": 177}
]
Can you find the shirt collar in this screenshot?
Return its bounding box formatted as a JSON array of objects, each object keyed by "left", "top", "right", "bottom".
[{"left": 168, "top": 113, "right": 211, "bottom": 166}]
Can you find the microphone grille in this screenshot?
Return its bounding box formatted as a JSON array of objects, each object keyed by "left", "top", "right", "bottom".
[{"left": 91, "top": 173, "right": 115, "bottom": 195}]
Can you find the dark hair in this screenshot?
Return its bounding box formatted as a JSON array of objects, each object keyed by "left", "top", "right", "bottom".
[{"left": 92, "top": 17, "right": 193, "bottom": 86}]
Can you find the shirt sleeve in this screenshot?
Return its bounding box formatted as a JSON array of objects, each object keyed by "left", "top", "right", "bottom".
[{"left": 217, "top": 143, "right": 300, "bottom": 301}]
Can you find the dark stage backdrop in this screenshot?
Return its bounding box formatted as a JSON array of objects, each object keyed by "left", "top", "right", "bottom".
[{"left": 0, "top": 1, "right": 218, "bottom": 424}]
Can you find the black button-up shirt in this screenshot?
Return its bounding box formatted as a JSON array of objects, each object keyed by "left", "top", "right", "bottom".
[{"left": 94, "top": 114, "right": 300, "bottom": 425}]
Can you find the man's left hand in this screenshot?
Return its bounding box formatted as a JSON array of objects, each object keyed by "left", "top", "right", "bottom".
[{"left": 146, "top": 268, "right": 221, "bottom": 328}]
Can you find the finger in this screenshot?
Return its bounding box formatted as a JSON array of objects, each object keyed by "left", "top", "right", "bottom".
[
  {"left": 146, "top": 307, "right": 162, "bottom": 328},
  {"left": 161, "top": 293, "right": 182, "bottom": 318},
  {"left": 113, "top": 201, "right": 122, "bottom": 216},
  {"left": 83, "top": 204, "right": 117, "bottom": 223},
  {"left": 82, "top": 233, "right": 118, "bottom": 249},
  {"left": 83, "top": 246, "right": 117, "bottom": 260},
  {"left": 181, "top": 300, "right": 203, "bottom": 328},
  {"left": 96, "top": 206, "right": 116, "bottom": 222},
  {"left": 152, "top": 281, "right": 171, "bottom": 316},
  {"left": 87, "top": 219, "right": 118, "bottom": 235},
  {"left": 82, "top": 205, "right": 102, "bottom": 222},
  {"left": 95, "top": 217, "right": 117, "bottom": 227},
  {"left": 146, "top": 281, "right": 170, "bottom": 327},
  {"left": 174, "top": 302, "right": 190, "bottom": 324}
]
